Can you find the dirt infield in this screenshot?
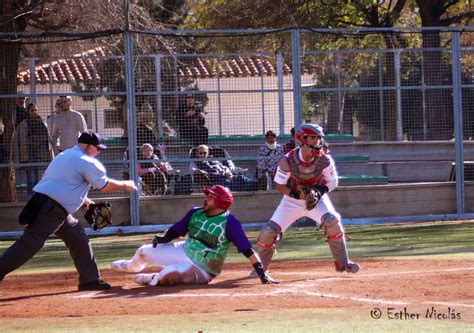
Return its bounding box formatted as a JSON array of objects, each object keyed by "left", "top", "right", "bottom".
[{"left": 1, "top": 259, "right": 473, "bottom": 323}]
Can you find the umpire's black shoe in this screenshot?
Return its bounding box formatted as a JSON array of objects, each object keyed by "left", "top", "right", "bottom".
[{"left": 78, "top": 279, "right": 111, "bottom": 291}]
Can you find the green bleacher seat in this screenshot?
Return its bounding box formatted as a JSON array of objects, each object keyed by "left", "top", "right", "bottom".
[
  {"left": 334, "top": 155, "right": 369, "bottom": 162},
  {"left": 104, "top": 133, "right": 354, "bottom": 147},
  {"left": 102, "top": 137, "right": 127, "bottom": 145},
  {"left": 338, "top": 175, "right": 388, "bottom": 185}
]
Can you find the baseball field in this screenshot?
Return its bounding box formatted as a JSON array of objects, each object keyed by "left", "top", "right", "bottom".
[{"left": 0, "top": 221, "right": 473, "bottom": 332}]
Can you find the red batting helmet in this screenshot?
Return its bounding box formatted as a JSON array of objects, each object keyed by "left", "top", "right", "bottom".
[{"left": 203, "top": 185, "right": 234, "bottom": 210}]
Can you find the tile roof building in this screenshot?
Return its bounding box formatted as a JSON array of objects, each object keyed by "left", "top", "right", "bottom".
[{"left": 17, "top": 47, "right": 321, "bottom": 85}]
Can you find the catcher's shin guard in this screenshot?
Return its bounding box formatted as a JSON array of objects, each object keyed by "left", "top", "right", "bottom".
[
  {"left": 321, "top": 213, "right": 359, "bottom": 273},
  {"left": 256, "top": 221, "right": 282, "bottom": 271}
]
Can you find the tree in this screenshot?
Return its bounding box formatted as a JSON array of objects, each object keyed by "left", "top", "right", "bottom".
[
  {"left": 0, "top": 0, "right": 189, "bottom": 202},
  {"left": 415, "top": 0, "right": 474, "bottom": 139},
  {"left": 185, "top": 1, "right": 408, "bottom": 138},
  {"left": 0, "top": 0, "right": 38, "bottom": 203}
]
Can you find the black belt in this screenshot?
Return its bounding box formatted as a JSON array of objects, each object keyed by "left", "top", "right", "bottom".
[{"left": 34, "top": 192, "right": 68, "bottom": 215}]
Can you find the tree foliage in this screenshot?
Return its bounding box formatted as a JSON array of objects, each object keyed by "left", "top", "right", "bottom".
[
  {"left": 184, "top": 1, "right": 474, "bottom": 139},
  {"left": 0, "top": 0, "right": 189, "bottom": 202}
]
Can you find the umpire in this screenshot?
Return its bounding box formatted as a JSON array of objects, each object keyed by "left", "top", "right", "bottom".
[{"left": 0, "top": 131, "right": 138, "bottom": 291}]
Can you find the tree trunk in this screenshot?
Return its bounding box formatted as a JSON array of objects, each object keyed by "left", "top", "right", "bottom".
[
  {"left": 0, "top": 43, "right": 20, "bottom": 202},
  {"left": 326, "top": 92, "right": 341, "bottom": 133}
]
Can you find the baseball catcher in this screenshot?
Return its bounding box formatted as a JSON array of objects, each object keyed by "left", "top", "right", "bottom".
[
  {"left": 254, "top": 123, "right": 360, "bottom": 276},
  {"left": 111, "top": 185, "right": 277, "bottom": 286},
  {"left": 83, "top": 202, "right": 112, "bottom": 231}
]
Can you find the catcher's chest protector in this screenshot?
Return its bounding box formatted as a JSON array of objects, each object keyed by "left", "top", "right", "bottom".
[{"left": 287, "top": 149, "right": 330, "bottom": 188}]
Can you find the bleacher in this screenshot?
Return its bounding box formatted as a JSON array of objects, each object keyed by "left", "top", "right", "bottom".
[
  {"left": 101, "top": 133, "right": 355, "bottom": 147},
  {"left": 100, "top": 133, "right": 387, "bottom": 187}
]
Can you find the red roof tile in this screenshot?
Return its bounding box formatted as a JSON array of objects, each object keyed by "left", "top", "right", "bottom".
[
  {"left": 17, "top": 48, "right": 322, "bottom": 85},
  {"left": 17, "top": 47, "right": 111, "bottom": 85}
]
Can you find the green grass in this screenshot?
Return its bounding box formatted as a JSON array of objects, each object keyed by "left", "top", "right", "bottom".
[
  {"left": 0, "top": 308, "right": 473, "bottom": 333},
  {"left": 0, "top": 221, "right": 473, "bottom": 274},
  {"left": 1, "top": 222, "right": 473, "bottom": 333}
]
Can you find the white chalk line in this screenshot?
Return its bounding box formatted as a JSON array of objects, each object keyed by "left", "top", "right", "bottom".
[
  {"left": 73, "top": 266, "right": 474, "bottom": 308},
  {"left": 246, "top": 266, "right": 474, "bottom": 279}
]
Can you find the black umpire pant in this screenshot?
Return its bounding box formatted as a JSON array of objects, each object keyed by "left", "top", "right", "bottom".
[{"left": 0, "top": 193, "right": 100, "bottom": 285}]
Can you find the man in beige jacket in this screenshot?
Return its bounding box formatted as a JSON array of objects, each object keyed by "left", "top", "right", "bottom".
[{"left": 51, "top": 96, "right": 87, "bottom": 154}]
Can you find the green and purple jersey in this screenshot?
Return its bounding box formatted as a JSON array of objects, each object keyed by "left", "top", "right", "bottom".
[{"left": 171, "top": 207, "right": 252, "bottom": 276}]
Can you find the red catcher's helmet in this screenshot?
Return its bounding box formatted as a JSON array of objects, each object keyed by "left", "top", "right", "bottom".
[
  {"left": 203, "top": 185, "right": 234, "bottom": 210},
  {"left": 295, "top": 123, "right": 325, "bottom": 155}
]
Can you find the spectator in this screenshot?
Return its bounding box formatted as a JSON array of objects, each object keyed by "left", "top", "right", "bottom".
[
  {"left": 47, "top": 99, "right": 62, "bottom": 153},
  {"left": 256, "top": 130, "right": 284, "bottom": 190},
  {"left": 177, "top": 94, "right": 208, "bottom": 146},
  {"left": 192, "top": 145, "right": 256, "bottom": 192},
  {"left": 137, "top": 143, "right": 169, "bottom": 195},
  {"left": 12, "top": 103, "right": 53, "bottom": 197},
  {"left": 283, "top": 127, "right": 296, "bottom": 153},
  {"left": 15, "top": 94, "right": 27, "bottom": 127},
  {"left": 47, "top": 98, "right": 62, "bottom": 133},
  {"left": 51, "top": 96, "right": 87, "bottom": 153},
  {"left": 136, "top": 102, "right": 159, "bottom": 147}
]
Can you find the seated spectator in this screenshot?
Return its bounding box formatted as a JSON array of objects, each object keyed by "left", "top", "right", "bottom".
[
  {"left": 256, "top": 130, "right": 284, "bottom": 190},
  {"left": 191, "top": 144, "right": 256, "bottom": 192},
  {"left": 283, "top": 127, "right": 296, "bottom": 153},
  {"left": 176, "top": 94, "right": 208, "bottom": 146},
  {"left": 209, "top": 146, "right": 248, "bottom": 175},
  {"left": 137, "top": 143, "right": 169, "bottom": 195}
]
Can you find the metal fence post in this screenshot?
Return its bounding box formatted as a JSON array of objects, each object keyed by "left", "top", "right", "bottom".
[
  {"left": 28, "top": 58, "right": 36, "bottom": 103},
  {"left": 260, "top": 53, "right": 266, "bottom": 133},
  {"left": 277, "top": 52, "right": 285, "bottom": 134},
  {"left": 451, "top": 31, "right": 465, "bottom": 214},
  {"left": 291, "top": 29, "right": 303, "bottom": 127},
  {"left": 217, "top": 58, "right": 223, "bottom": 135},
  {"left": 395, "top": 49, "right": 403, "bottom": 141},
  {"left": 125, "top": 32, "right": 140, "bottom": 226},
  {"left": 378, "top": 55, "right": 385, "bottom": 141},
  {"left": 154, "top": 54, "right": 163, "bottom": 138}
]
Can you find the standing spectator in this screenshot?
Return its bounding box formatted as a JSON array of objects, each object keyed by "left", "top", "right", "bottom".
[
  {"left": 0, "top": 131, "right": 138, "bottom": 290},
  {"left": 283, "top": 127, "right": 296, "bottom": 154},
  {"left": 256, "top": 130, "right": 284, "bottom": 190},
  {"left": 137, "top": 143, "right": 169, "bottom": 195},
  {"left": 12, "top": 103, "right": 53, "bottom": 197},
  {"left": 46, "top": 98, "right": 62, "bottom": 158},
  {"left": 51, "top": 96, "right": 87, "bottom": 154},
  {"left": 177, "top": 94, "right": 208, "bottom": 146},
  {"left": 136, "top": 101, "right": 159, "bottom": 147},
  {"left": 47, "top": 98, "right": 62, "bottom": 136},
  {"left": 15, "top": 94, "right": 27, "bottom": 127}
]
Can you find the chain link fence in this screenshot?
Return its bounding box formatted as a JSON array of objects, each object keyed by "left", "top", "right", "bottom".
[{"left": 0, "top": 27, "right": 472, "bottom": 226}]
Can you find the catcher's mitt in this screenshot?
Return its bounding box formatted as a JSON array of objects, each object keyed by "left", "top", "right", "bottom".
[
  {"left": 83, "top": 203, "right": 112, "bottom": 231},
  {"left": 301, "top": 187, "right": 322, "bottom": 210}
]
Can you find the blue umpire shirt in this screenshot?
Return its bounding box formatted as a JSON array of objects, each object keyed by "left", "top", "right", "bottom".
[{"left": 33, "top": 146, "right": 109, "bottom": 214}]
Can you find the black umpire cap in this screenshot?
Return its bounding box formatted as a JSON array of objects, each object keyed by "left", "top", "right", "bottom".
[{"left": 78, "top": 131, "right": 107, "bottom": 150}]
